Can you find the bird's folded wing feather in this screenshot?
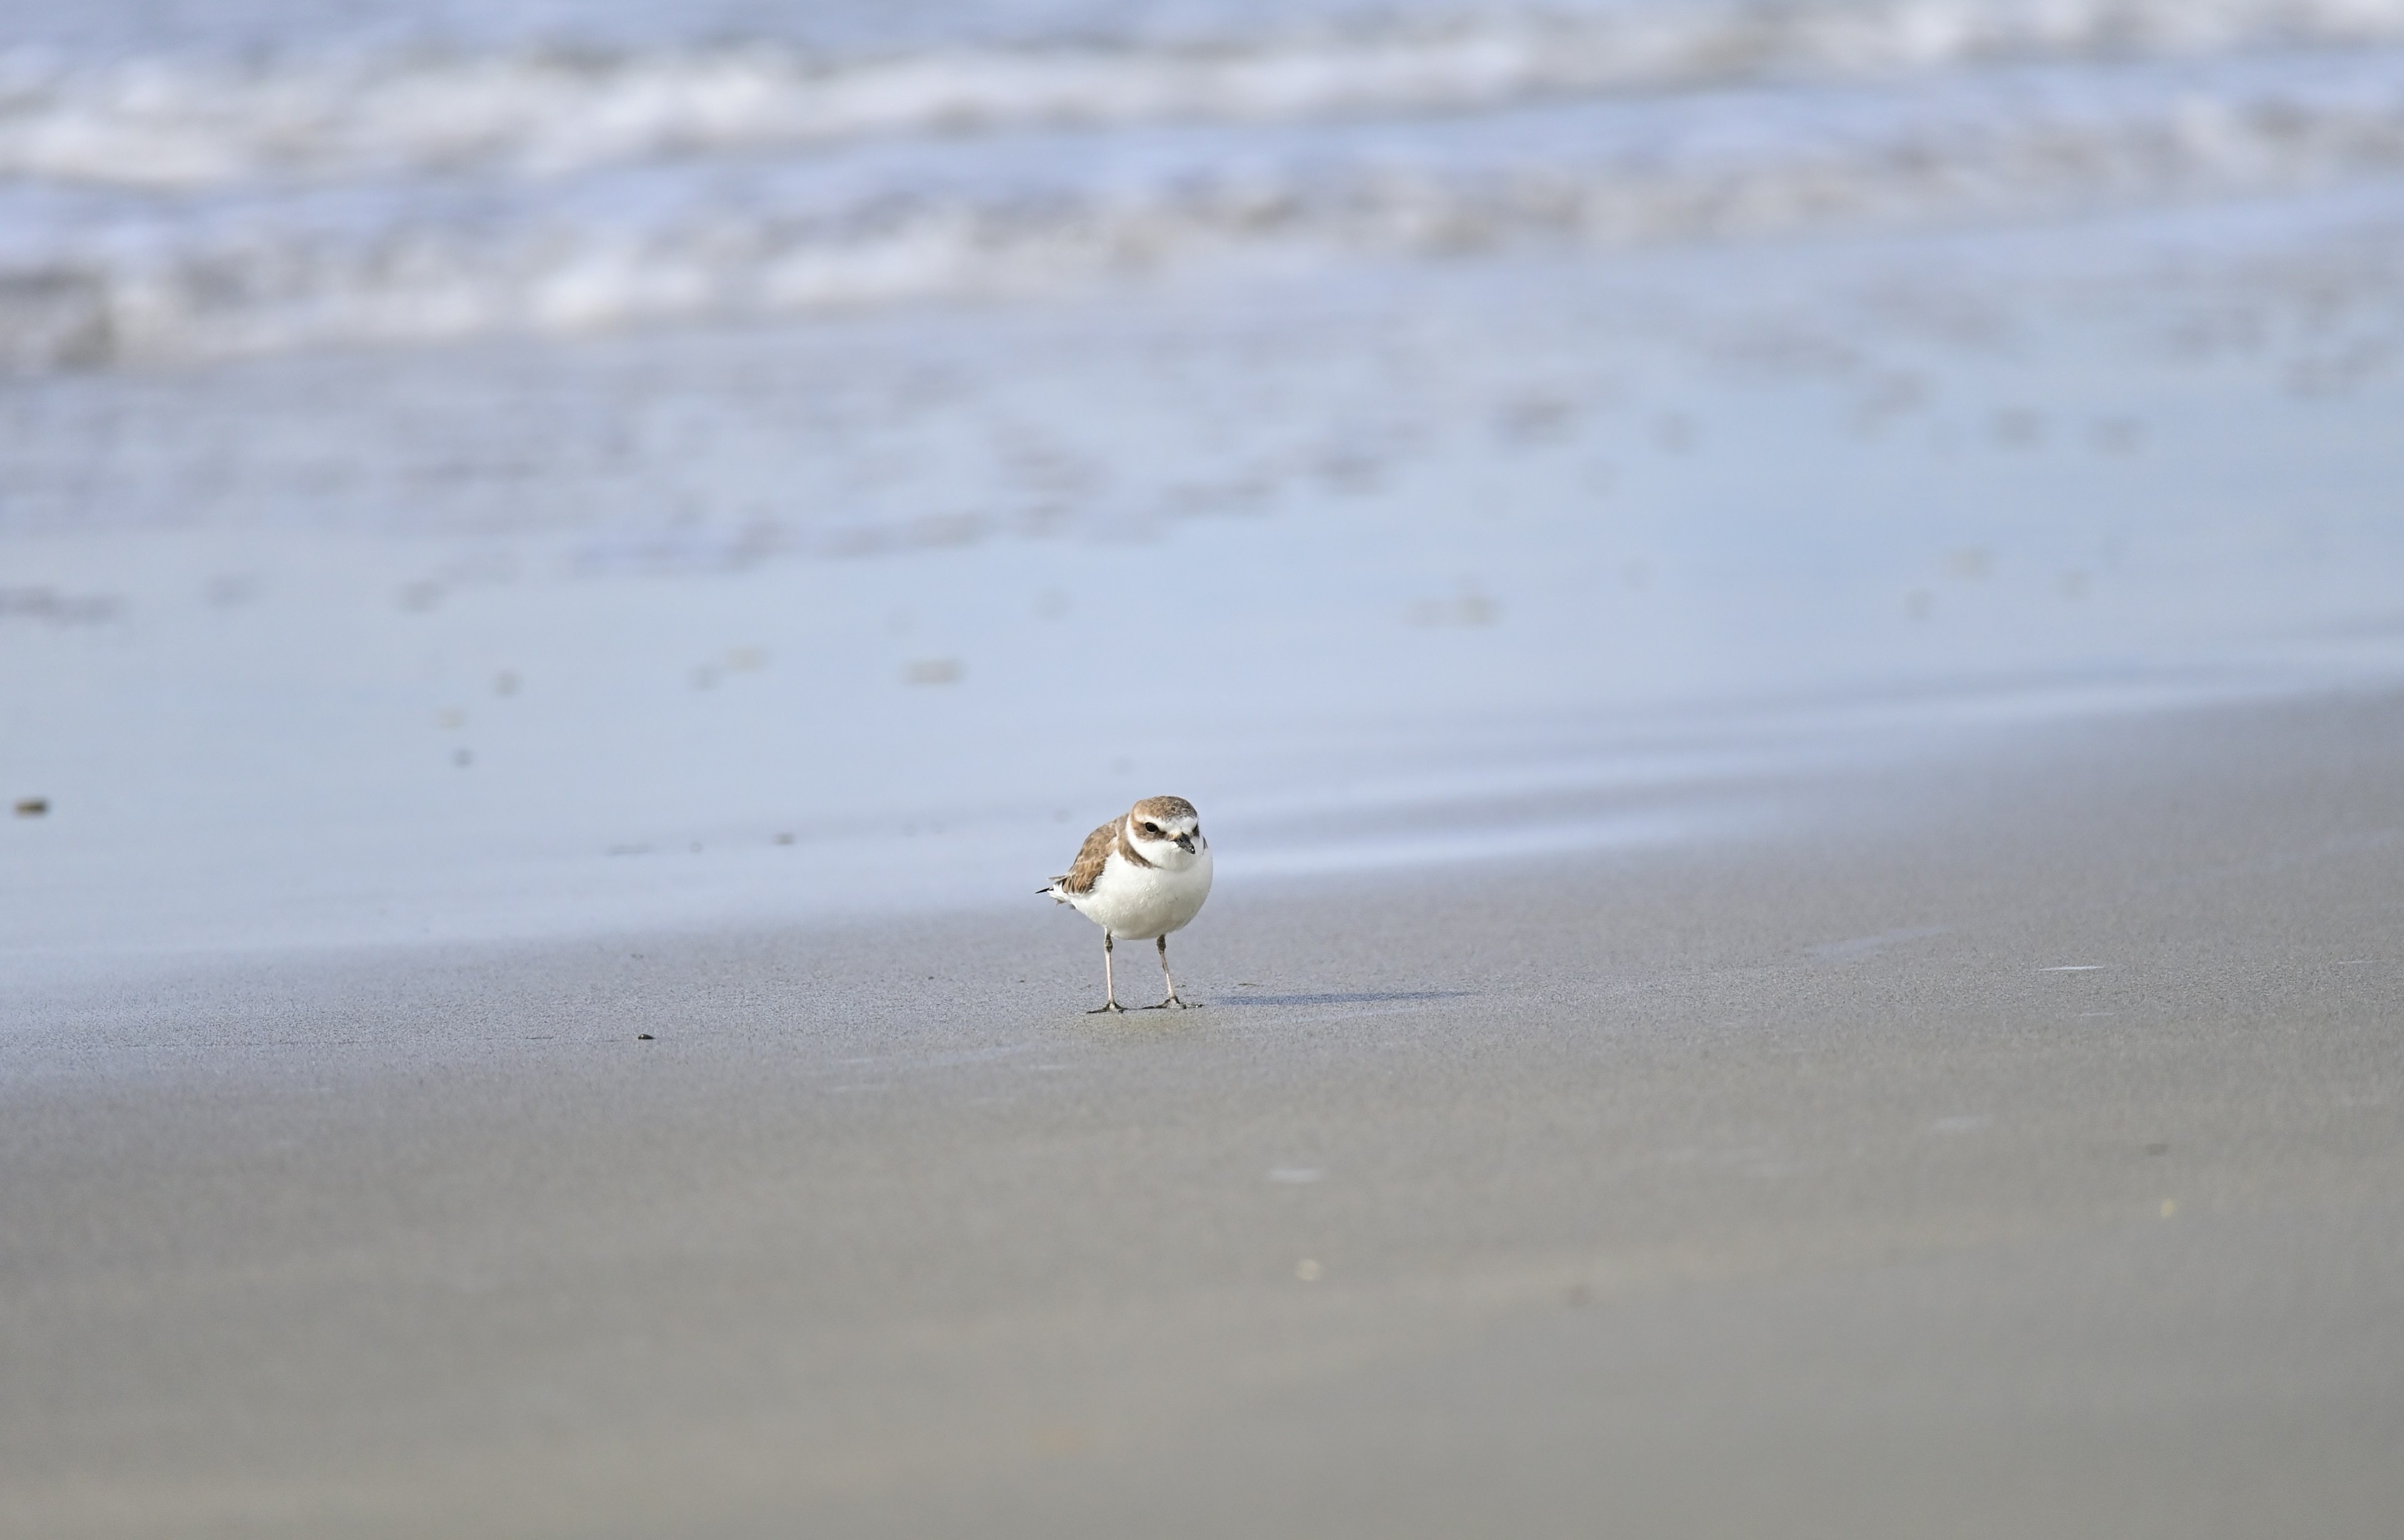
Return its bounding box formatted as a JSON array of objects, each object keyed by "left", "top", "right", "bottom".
[{"left": 1054, "top": 820, "right": 1120, "bottom": 896}]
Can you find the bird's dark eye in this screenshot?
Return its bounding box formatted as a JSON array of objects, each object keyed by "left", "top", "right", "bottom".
[{"left": 1139, "top": 823, "right": 1159, "bottom": 836}]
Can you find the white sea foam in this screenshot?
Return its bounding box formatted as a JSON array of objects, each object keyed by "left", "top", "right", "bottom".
[
  {"left": 6, "top": 1, "right": 2404, "bottom": 187},
  {"left": 6, "top": 49, "right": 2401, "bottom": 369},
  {"left": 4, "top": 1, "right": 2404, "bottom": 367}
]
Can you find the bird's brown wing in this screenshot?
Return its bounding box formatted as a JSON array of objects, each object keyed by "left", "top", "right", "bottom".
[{"left": 1054, "top": 820, "right": 1120, "bottom": 896}]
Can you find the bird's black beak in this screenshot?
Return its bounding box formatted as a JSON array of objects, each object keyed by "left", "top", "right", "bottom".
[{"left": 1174, "top": 833, "right": 1195, "bottom": 853}]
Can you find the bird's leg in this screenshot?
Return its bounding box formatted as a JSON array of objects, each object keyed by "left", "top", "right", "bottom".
[
  {"left": 1087, "top": 932, "right": 1125, "bottom": 1014},
  {"left": 1146, "top": 933, "right": 1189, "bottom": 1010}
]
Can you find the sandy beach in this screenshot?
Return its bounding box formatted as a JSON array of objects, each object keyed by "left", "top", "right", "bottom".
[
  {"left": 9, "top": 1, "right": 2404, "bottom": 1532},
  {"left": 8, "top": 682, "right": 2401, "bottom": 1537}
]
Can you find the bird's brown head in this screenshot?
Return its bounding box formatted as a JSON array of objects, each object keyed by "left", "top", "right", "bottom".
[{"left": 1126, "top": 796, "right": 1206, "bottom": 861}]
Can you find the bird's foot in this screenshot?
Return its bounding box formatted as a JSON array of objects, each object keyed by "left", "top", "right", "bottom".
[
  {"left": 1087, "top": 1000, "right": 1127, "bottom": 1015},
  {"left": 1143, "top": 993, "right": 1193, "bottom": 1010}
]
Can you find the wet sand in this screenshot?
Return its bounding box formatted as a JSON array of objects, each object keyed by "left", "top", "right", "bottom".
[{"left": 6, "top": 684, "right": 2404, "bottom": 1539}]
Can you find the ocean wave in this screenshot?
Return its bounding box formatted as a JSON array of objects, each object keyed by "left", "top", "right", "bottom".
[
  {"left": 6, "top": 0, "right": 2404, "bottom": 188},
  {"left": 7, "top": 51, "right": 2402, "bottom": 370}
]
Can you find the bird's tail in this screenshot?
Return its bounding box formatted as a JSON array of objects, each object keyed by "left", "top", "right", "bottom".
[{"left": 1037, "top": 877, "right": 1067, "bottom": 903}]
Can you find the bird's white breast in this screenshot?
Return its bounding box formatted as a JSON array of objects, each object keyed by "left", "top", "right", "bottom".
[{"left": 1070, "top": 846, "right": 1213, "bottom": 940}]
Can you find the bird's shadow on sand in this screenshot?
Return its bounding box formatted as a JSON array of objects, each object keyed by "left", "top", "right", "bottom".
[
  {"left": 1061, "top": 990, "right": 1472, "bottom": 1033},
  {"left": 1210, "top": 990, "right": 1471, "bottom": 1008}
]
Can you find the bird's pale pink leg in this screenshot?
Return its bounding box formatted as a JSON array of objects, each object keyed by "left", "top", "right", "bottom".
[
  {"left": 1146, "top": 933, "right": 1189, "bottom": 1010},
  {"left": 1087, "top": 932, "right": 1125, "bottom": 1014}
]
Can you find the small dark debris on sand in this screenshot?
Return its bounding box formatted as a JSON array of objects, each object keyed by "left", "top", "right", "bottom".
[{"left": 14, "top": 797, "right": 47, "bottom": 817}]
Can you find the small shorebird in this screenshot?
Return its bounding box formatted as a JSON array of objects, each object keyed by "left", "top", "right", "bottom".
[{"left": 1040, "top": 795, "right": 1213, "bottom": 1012}]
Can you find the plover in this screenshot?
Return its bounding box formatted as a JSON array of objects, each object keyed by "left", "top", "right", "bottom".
[{"left": 1040, "top": 796, "right": 1213, "bottom": 1012}]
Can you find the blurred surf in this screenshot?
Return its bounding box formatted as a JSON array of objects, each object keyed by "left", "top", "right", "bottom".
[
  {"left": 9, "top": 0, "right": 2404, "bottom": 186},
  {"left": 4, "top": 0, "right": 2404, "bottom": 367}
]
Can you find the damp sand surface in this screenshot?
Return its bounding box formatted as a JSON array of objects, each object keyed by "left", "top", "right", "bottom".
[{"left": 6, "top": 685, "right": 2403, "bottom": 1539}]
